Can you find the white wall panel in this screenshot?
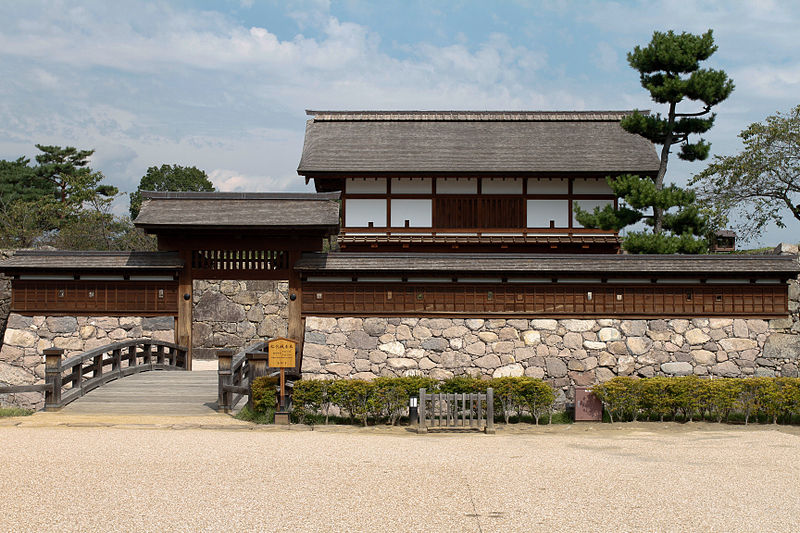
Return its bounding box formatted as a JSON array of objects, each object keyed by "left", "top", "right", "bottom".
[
  {"left": 346, "top": 178, "right": 386, "bottom": 194},
  {"left": 436, "top": 178, "right": 478, "bottom": 194},
  {"left": 345, "top": 199, "right": 386, "bottom": 227},
  {"left": 573, "top": 178, "right": 613, "bottom": 194},
  {"left": 391, "top": 199, "right": 432, "bottom": 227},
  {"left": 526, "top": 200, "right": 568, "bottom": 227},
  {"left": 573, "top": 199, "right": 614, "bottom": 227},
  {"left": 527, "top": 178, "right": 568, "bottom": 194},
  {"left": 483, "top": 178, "right": 523, "bottom": 194},
  {"left": 392, "top": 178, "right": 432, "bottom": 194}
]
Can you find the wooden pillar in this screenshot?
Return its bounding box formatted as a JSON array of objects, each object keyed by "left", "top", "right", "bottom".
[
  {"left": 43, "top": 348, "right": 64, "bottom": 411},
  {"left": 287, "top": 250, "right": 305, "bottom": 361},
  {"left": 217, "top": 349, "right": 233, "bottom": 412},
  {"left": 176, "top": 247, "right": 193, "bottom": 370}
]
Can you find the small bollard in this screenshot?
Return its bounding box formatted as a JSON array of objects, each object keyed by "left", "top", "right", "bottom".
[{"left": 409, "top": 396, "right": 419, "bottom": 425}]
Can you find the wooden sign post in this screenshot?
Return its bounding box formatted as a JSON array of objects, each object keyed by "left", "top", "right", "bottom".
[{"left": 268, "top": 337, "right": 297, "bottom": 417}]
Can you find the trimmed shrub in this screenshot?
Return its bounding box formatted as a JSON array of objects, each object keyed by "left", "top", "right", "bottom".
[
  {"left": 250, "top": 376, "right": 278, "bottom": 414},
  {"left": 514, "top": 377, "right": 556, "bottom": 425},
  {"left": 592, "top": 376, "right": 639, "bottom": 423},
  {"left": 439, "top": 376, "right": 487, "bottom": 394}
]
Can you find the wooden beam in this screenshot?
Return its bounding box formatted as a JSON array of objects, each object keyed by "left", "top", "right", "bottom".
[
  {"left": 176, "top": 248, "right": 193, "bottom": 370},
  {"left": 287, "top": 251, "right": 305, "bottom": 361}
]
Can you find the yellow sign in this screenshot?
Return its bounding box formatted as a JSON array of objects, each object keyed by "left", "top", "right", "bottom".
[{"left": 268, "top": 338, "right": 297, "bottom": 368}]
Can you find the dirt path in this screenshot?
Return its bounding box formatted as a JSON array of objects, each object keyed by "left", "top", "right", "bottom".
[{"left": 1, "top": 421, "right": 799, "bottom": 532}]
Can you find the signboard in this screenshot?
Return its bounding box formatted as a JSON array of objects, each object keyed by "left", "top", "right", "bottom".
[{"left": 268, "top": 337, "right": 297, "bottom": 368}]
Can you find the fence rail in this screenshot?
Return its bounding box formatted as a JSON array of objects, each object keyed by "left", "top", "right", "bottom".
[
  {"left": 417, "top": 388, "right": 495, "bottom": 434},
  {"left": 36, "top": 339, "right": 188, "bottom": 410}
]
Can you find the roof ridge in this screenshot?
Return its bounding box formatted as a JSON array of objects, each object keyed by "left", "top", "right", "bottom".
[
  {"left": 141, "top": 191, "right": 340, "bottom": 200},
  {"left": 306, "top": 110, "right": 648, "bottom": 122}
]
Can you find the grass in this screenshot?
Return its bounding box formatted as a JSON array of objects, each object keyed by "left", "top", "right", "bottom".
[
  {"left": 0, "top": 407, "right": 34, "bottom": 417},
  {"left": 234, "top": 406, "right": 275, "bottom": 424}
]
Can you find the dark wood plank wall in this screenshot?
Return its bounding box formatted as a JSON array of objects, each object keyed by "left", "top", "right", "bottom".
[
  {"left": 11, "top": 280, "right": 179, "bottom": 316},
  {"left": 190, "top": 249, "right": 291, "bottom": 279},
  {"left": 301, "top": 282, "right": 788, "bottom": 318}
]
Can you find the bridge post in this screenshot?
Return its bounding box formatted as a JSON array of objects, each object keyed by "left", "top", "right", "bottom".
[
  {"left": 43, "top": 348, "right": 64, "bottom": 410},
  {"left": 245, "top": 350, "right": 269, "bottom": 411},
  {"left": 176, "top": 248, "right": 193, "bottom": 370},
  {"left": 486, "top": 388, "right": 495, "bottom": 434},
  {"left": 217, "top": 350, "right": 233, "bottom": 412}
]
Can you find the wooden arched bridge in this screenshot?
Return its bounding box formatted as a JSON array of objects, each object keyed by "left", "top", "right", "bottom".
[{"left": 0, "top": 339, "right": 297, "bottom": 416}]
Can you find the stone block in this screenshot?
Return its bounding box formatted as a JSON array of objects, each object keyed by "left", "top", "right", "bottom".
[
  {"left": 569, "top": 370, "right": 595, "bottom": 386},
  {"left": 478, "top": 331, "right": 500, "bottom": 343},
  {"left": 763, "top": 333, "right": 800, "bottom": 359},
  {"left": 363, "top": 318, "right": 387, "bottom": 336},
  {"left": 530, "top": 319, "right": 558, "bottom": 330},
  {"left": 378, "top": 341, "right": 405, "bottom": 356},
  {"left": 334, "top": 347, "right": 355, "bottom": 363},
  {"left": 617, "top": 355, "right": 635, "bottom": 375},
  {"left": 441, "top": 325, "right": 468, "bottom": 339},
  {"left": 6, "top": 314, "right": 33, "bottom": 329},
  {"left": 441, "top": 351, "right": 472, "bottom": 369},
  {"left": 755, "top": 368, "right": 776, "bottom": 378},
  {"left": 491, "top": 341, "right": 514, "bottom": 354},
  {"left": 346, "top": 330, "right": 378, "bottom": 350},
  {"left": 607, "top": 341, "right": 628, "bottom": 356},
  {"left": 421, "top": 337, "right": 449, "bottom": 352},
  {"left": 387, "top": 358, "right": 417, "bottom": 371},
  {"left": 563, "top": 332, "right": 583, "bottom": 349},
  {"left": 46, "top": 316, "right": 78, "bottom": 334},
  {"left": 327, "top": 363, "right": 352, "bottom": 377},
  {"left": 352, "top": 371, "right": 378, "bottom": 380},
  {"left": 412, "top": 325, "right": 432, "bottom": 340},
  {"left": 747, "top": 320, "right": 769, "bottom": 334},
  {"left": 418, "top": 357, "right": 436, "bottom": 370},
  {"left": 691, "top": 349, "right": 716, "bottom": 366},
  {"left": 619, "top": 320, "right": 646, "bottom": 336},
  {"left": 583, "top": 340, "right": 606, "bottom": 351},
  {"left": 732, "top": 319, "right": 749, "bottom": 338},
  {"left": 568, "top": 359, "right": 584, "bottom": 371},
  {"left": 712, "top": 360, "right": 741, "bottom": 377},
  {"left": 685, "top": 328, "right": 711, "bottom": 345},
  {"left": 660, "top": 361, "right": 693, "bottom": 376},
  {"left": 596, "top": 367, "right": 616, "bottom": 382},
  {"left": 626, "top": 336, "right": 651, "bottom": 355},
  {"left": 465, "top": 341, "right": 486, "bottom": 356},
  {"left": 597, "top": 328, "right": 621, "bottom": 342},
  {"left": 304, "top": 343, "right": 332, "bottom": 360},
  {"left": 430, "top": 368, "right": 455, "bottom": 380},
  {"left": 465, "top": 319, "right": 485, "bottom": 330},
  {"left": 194, "top": 292, "right": 245, "bottom": 322},
  {"left": 563, "top": 319, "right": 595, "bottom": 332},
  {"left": 545, "top": 357, "right": 568, "bottom": 378},
  {"left": 718, "top": 338, "right": 758, "bottom": 352},
  {"left": 525, "top": 366, "right": 545, "bottom": 379},
  {"left": 395, "top": 325, "right": 412, "bottom": 341},
  {"left": 368, "top": 350, "right": 387, "bottom": 364},
  {"left": 670, "top": 319, "right": 690, "bottom": 334},
  {"left": 142, "top": 316, "right": 174, "bottom": 330},
  {"left": 522, "top": 330, "right": 541, "bottom": 345},
  {"left": 493, "top": 364, "right": 524, "bottom": 378},
  {"left": 338, "top": 317, "right": 363, "bottom": 332},
  {"left": 4, "top": 329, "right": 36, "bottom": 348}
]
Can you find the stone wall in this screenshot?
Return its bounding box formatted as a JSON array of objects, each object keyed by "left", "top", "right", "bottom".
[
  {"left": 0, "top": 315, "right": 174, "bottom": 409},
  {"left": 192, "top": 280, "right": 288, "bottom": 359}
]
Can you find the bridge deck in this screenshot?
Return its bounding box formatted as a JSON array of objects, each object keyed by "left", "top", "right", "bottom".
[{"left": 59, "top": 370, "right": 221, "bottom": 416}]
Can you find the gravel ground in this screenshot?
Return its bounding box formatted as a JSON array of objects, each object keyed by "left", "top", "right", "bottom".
[{"left": 1, "top": 422, "right": 799, "bottom": 532}]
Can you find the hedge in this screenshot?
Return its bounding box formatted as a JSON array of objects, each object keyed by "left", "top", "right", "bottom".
[
  {"left": 592, "top": 376, "right": 800, "bottom": 424},
  {"left": 291, "top": 376, "right": 556, "bottom": 426}
]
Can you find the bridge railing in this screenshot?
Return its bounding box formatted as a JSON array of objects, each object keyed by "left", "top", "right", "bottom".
[
  {"left": 217, "top": 341, "right": 304, "bottom": 413},
  {"left": 41, "top": 339, "right": 188, "bottom": 410}
]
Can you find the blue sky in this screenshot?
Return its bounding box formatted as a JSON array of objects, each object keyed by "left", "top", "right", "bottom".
[{"left": 1, "top": 0, "right": 798, "bottom": 246}]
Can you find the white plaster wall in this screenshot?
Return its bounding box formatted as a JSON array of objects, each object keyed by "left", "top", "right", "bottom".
[
  {"left": 527, "top": 178, "right": 568, "bottom": 194},
  {"left": 392, "top": 178, "right": 432, "bottom": 194},
  {"left": 391, "top": 199, "right": 432, "bottom": 227},
  {"left": 436, "top": 178, "right": 478, "bottom": 194},
  {"left": 527, "top": 200, "right": 569, "bottom": 227},
  {"left": 483, "top": 178, "right": 523, "bottom": 194},
  {"left": 573, "top": 199, "right": 614, "bottom": 227},
  {"left": 346, "top": 178, "right": 386, "bottom": 194},
  {"left": 345, "top": 199, "right": 387, "bottom": 227},
  {"left": 574, "top": 178, "right": 613, "bottom": 194}
]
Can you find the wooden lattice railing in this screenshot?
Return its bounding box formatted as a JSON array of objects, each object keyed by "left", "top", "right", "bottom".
[{"left": 41, "top": 340, "right": 188, "bottom": 410}]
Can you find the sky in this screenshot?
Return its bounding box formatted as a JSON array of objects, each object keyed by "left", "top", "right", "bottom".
[{"left": 1, "top": 0, "right": 798, "bottom": 246}]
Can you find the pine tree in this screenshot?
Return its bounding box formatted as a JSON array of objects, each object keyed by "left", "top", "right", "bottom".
[{"left": 577, "top": 30, "right": 733, "bottom": 254}]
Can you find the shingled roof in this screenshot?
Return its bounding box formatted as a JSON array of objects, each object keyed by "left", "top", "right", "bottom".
[
  {"left": 134, "top": 192, "right": 340, "bottom": 233},
  {"left": 0, "top": 251, "right": 183, "bottom": 272},
  {"left": 297, "top": 110, "right": 660, "bottom": 175},
  {"left": 295, "top": 252, "right": 800, "bottom": 277}
]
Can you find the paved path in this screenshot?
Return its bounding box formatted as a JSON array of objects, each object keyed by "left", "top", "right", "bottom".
[
  {"left": 59, "top": 369, "right": 220, "bottom": 416},
  {"left": 1, "top": 422, "right": 799, "bottom": 532}
]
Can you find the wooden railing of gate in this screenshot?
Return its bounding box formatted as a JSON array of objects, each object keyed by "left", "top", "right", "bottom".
[
  {"left": 40, "top": 340, "right": 188, "bottom": 410},
  {"left": 217, "top": 341, "right": 303, "bottom": 412},
  {"left": 417, "top": 387, "right": 495, "bottom": 434}
]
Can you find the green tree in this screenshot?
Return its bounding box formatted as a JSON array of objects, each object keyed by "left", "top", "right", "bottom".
[
  {"left": 34, "top": 145, "right": 117, "bottom": 206},
  {"left": 129, "top": 164, "right": 214, "bottom": 219},
  {"left": 576, "top": 30, "right": 733, "bottom": 254},
  {"left": 0, "top": 157, "right": 53, "bottom": 204},
  {"left": 690, "top": 105, "right": 800, "bottom": 242}
]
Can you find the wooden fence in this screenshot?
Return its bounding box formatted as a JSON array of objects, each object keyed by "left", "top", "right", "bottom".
[
  {"left": 0, "top": 340, "right": 188, "bottom": 410},
  {"left": 417, "top": 388, "right": 495, "bottom": 434}
]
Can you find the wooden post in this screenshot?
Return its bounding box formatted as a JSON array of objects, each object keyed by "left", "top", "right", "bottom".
[
  {"left": 217, "top": 349, "right": 233, "bottom": 412},
  {"left": 287, "top": 251, "right": 305, "bottom": 361},
  {"left": 486, "top": 387, "right": 495, "bottom": 434},
  {"left": 176, "top": 247, "right": 193, "bottom": 370},
  {"left": 417, "top": 388, "right": 427, "bottom": 434},
  {"left": 43, "top": 348, "right": 64, "bottom": 410},
  {"left": 246, "top": 350, "right": 268, "bottom": 411}
]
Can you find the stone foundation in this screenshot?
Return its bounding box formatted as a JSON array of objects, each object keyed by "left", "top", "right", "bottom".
[
  {"left": 0, "top": 315, "right": 173, "bottom": 409},
  {"left": 0, "top": 250, "right": 13, "bottom": 349}
]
